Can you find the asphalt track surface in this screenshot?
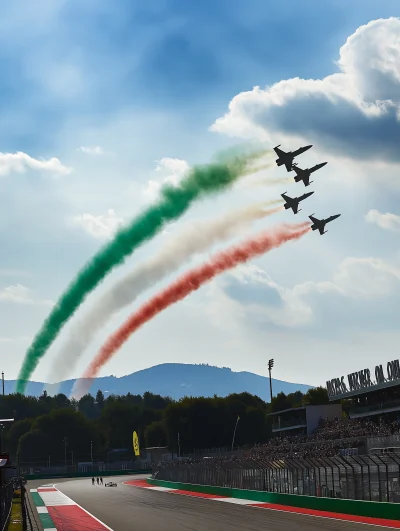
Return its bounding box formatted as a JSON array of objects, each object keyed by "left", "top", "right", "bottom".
[{"left": 29, "top": 475, "right": 394, "bottom": 531}]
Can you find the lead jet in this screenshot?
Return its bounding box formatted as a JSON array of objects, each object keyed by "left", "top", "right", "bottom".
[
  {"left": 291, "top": 162, "right": 327, "bottom": 187},
  {"left": 309, "top": 214, "right": 341, "bottom": 235},
  {"left": 274, "top": 144, "right": 313, "bottom": 172},
  {"left": 281, "top": 191, "right": 314, "bottom": 214}
]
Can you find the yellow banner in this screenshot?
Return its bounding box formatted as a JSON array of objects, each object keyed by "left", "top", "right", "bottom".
[{"left": 133, "top": 431, "right": 140, "bottom": 456}]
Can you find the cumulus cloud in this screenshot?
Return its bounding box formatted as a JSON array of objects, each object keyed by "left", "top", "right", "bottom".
[
  {"left": 219, "top": 257, "right": 400, "bottom": 328},
  {"left": 365, "top": 209, "right": 400, "bottom": 232},
  {"left": 0, "top": 151, "right": 71, "bottom": 176},
  {"left": 290, "top": 256, "right": 400, "bottom": 301},
  {"left": 142, "top": 157, "right": 190, "bottom": 200},
  {"left": 219, "top": 265, "right": 313, "bottom": 327},
  {"left": 76, "top": 146, "right": 104, "bottom": 155},
  {"left": 0, "top": 284, "right": 32, "bottom": 304},
  {"left": 72, "top": 209, "right": 123, "bottom": 239},
  {"left": 211, "top": 17, "right": 400, "bottom": 162},
  {"left": 0, "top": 284, "right": 53, "bottom": 306}
]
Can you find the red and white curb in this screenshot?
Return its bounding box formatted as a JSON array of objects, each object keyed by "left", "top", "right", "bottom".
[
  {"left": 30, "top": 485, "right": 113, "bottom": 530},
  {"left": 123, "top": 479, "right": 266, "bottom": 504},
  {"left": 124, "top": 479, "right": 400, "bottom": 529}
]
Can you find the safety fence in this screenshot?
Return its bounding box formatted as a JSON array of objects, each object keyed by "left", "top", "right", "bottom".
[
  {"left": 0, "top": 478, "right": 15, "bottom": 531},
  {"left": 366, "top": 434, "right": 400, "bottom": 452},
  {"left": 20, "top": 481, "right": 30, "bottom": 531},
  {"left": 152, "top": 453, "right": 400, "bottom": 503}
]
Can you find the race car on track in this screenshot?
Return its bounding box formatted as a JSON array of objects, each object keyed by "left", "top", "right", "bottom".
[{"left": 105, "top": 482, "right": 117, "bottom": 487}]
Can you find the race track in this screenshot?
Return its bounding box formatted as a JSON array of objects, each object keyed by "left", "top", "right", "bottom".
[{"left": 28, "top": 475, "right": 397, "bottom": 531}]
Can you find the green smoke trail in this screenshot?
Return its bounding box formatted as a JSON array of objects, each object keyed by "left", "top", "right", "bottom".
[{"left": 16, "top": 148, "right": 267, "bottom": 393}]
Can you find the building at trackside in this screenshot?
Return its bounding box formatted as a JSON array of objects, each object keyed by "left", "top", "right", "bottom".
[
  {"left": 326, "top": 357, "right": 400, "bottom": 421},
  {"left": 268, "top": 404, "right": 342, "bottom": 436}
]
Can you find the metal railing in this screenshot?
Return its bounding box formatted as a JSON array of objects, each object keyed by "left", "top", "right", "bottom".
[
  {"left": 350, "top": 399, "right": 400, "bottom": 416},
  {"left": 152, "top": 454, "right": 400, "bottom": 503},
  {"left": 366, "top": 434, "right": 400, "bottom": 451},
  {"left": 0, "top": 479, "right": 14, "bottom": 531},
  {"left": 272, "top": 420, "right": 307, "bottom": 430}
]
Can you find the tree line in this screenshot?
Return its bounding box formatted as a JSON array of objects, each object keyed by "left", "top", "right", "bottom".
[{"left": 0, "top": 386, "right": 330, "bottom": 464}]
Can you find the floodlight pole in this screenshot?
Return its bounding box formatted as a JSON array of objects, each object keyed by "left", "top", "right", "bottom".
[{"left": 268, "top": 359, "right": 274, "bottom": 403}]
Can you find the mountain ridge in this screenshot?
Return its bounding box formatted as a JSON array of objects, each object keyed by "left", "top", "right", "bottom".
[{"left": 5, "top": 363, "right": 312, "bottom": 401}]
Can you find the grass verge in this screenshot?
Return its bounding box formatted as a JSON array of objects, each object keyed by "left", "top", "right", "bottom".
[{"left": 8, "top": 496, "right": 23, "bottom": 531}]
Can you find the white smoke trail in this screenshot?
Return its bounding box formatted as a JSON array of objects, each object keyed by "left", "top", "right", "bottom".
[{"left": 46, "top": 201, "right": 283, "bottom": 393}]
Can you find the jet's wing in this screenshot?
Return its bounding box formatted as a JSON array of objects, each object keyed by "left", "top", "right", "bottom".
[
  {"left": 281, "top": 193, "right": 290, "bottom": 202},
  {"left": 326, "top": 214, "right": 340, "bottom": 223},
  {"left": 309, "top": 215, "right": 319, "bottom": 224},
  {"left": 291, "top": 147, "right": 304, "bottom": 157},
  {"left": 318, "top": 226, "right": 325, "bottom": 235},
  {"left": 273, "top": 146, "right": 285, "bottom": 157},
  {"left": 302, "top": 174, "right": 310, "bottom": 186},
  {"left": 284, "top": 160, "right": 293, "bottom": 171},
  {"left": 292, "top": 203, "right": 299, "bottom": 214}
]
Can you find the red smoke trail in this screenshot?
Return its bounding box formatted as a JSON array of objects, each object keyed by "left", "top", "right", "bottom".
[{"left": 74, "top": 222, "right": 310, "bottom": 396}]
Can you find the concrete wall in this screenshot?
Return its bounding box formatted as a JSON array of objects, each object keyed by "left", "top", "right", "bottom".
[{"left": 306, "top": 404, "right": 342, "bottom": 435}]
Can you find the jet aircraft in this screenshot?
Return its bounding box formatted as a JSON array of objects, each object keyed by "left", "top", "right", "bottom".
[
  {"left": 309, "top": 214, "right": 341, "bottom": 235},
  {"left": 274, "top": 144, "right": 312, "bottom": 171},
  {"left": 291, "top": 162, "right": 327, "bottom": 186},
  {"left": 281, "top": 191, "right": 314, "bottom": 214}
]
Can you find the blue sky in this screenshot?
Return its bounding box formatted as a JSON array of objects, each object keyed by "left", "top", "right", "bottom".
[{"left": 1, "top": 0, "right": 400, "bottom": 390}]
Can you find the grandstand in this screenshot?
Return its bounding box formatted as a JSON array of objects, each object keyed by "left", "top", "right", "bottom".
[
  {"left": 267, "top": 404, "right": 342, "bottom": 437},
  {"left": 327, "top": 357, "right": 400, "bottom": 423},
  {"left": 153, "top": 416, "right": 400, "bottom": 502}
]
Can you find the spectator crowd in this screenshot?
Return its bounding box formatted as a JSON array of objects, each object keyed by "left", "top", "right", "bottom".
[{"left": 155, "top": 416, "right": 400, "bottom": 467}]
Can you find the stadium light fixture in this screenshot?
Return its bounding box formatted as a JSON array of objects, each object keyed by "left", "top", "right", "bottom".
[{"left": 268, "top": 359, "right": 274, "bottom": 403}]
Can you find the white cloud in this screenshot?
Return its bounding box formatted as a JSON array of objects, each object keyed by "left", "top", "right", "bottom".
[
  {"left": 293, "top": 257, "right": 400, "bottom": 300},
  {"left": 220, "top": 257, "right": 400, "bottom": 329},
  {"left": 325, "top": 257, "right": 400, "bottom": 298},
  {"left": 227, "top": 265, "right": 313, "bottom": 327},
  {"left": 365, "top": 209, "right": 400, "bottom": 232},
  {"left": 0, "top": 284, "right": 53, "bottom": 306},
  {"left": 76, "top": 146, "right": 104, "bottom": 155},
  {"left": 0, "top": 151, "right": 71, "bottom": 176},
  {"left": 211, "top": 18, "right": 400, "bottom": 163},
  {"left": 72, "top": 209, "right": 123, "bottom": 239},
  {"left": 155, "top": 157, "right": 190, "bottom": 177},
  {"left": 0, "top": 284, "right": 33, "bottom": 304},
  {"left": 142, "top": 157, "right": 190, "bottom": 200}
]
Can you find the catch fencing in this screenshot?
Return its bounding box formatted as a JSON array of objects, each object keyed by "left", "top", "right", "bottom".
[
  {"left": 152, "top": 454, "right": 400, "bottom": 503},
  {"left": 366, "top": 434, "right": 400, "bottom": 452},
  {"left": 0, "top": 478, "right": 14, "bottom": 531}
]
